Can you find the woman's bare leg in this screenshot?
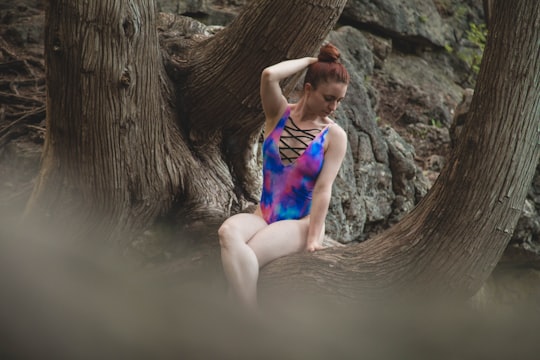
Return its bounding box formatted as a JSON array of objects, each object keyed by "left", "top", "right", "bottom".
[
  {"left": 247, "top": 217, "right": 322, "bottom": 268},
  {"left": 218, "top": 213, "right": 267, "bottom": 309}
]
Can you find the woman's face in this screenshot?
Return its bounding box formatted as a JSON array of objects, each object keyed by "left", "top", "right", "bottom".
[{"left": 306, "top": 80, "right": 348, "bottom": 118}]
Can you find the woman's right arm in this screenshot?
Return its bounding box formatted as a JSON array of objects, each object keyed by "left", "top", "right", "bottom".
[{"left": 260, "top": 57, "right": 318, "bottom": 127}]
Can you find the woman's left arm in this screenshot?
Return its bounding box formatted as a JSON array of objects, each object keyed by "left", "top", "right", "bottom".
[{"left": 306, "top": 125, "right": 348, "bottom": 252}]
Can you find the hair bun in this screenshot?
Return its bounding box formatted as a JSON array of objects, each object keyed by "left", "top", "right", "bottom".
[{"left": 317, "top": 43, "right": 340, "bottom": 63}]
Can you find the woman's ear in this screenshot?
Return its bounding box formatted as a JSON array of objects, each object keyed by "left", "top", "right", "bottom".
[{"left": 304, "top": 82, "right": 313, "bottom": 93}]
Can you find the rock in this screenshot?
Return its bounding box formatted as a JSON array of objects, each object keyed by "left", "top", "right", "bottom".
[
  {"left": 363, "top": 33, "right": 392, "bottom": 69},
  {"left": 380, "top": 51, "right": 463, "bottom": 128},
  {"left": 342, "top": 0, "right": 452, "bottom": 49},
  {"left": 156, "top": 0, "right": 242, "bottom": 25},
  {"left": 324, "top": 27, "right": 397, "bottom": 242},
  {"left": 382, "top": 125, "right": 429, "bottom": 222},
  {"left": 405, "top": 123, "right": 451, "bottom": 160},
  {"left": 424, "top": 154, "right": 445, "bottom": 172}
]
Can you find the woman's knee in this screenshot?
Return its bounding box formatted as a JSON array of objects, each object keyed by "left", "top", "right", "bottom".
[
  {"left": 218, "top": 220, "right": 237, "bottom": 249},
  {"left": 218, "top": 214, "right": 267, "bottom": 248}
]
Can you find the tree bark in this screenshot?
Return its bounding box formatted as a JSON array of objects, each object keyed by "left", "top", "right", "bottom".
[
  {"left": 24, "top": 0, "right": 348, "bottom": 244},
  {"left": 24, "top": 0, "right": 185, "bottom": 244},
  {"left": 261, "top": 0, "right": 540, "bottom": 300},
  {"left": 483, "top": 0, "right": 494, "bottom": 28},
  {"left": 169, "top": 0, "right": 348, "bottom": 221}
]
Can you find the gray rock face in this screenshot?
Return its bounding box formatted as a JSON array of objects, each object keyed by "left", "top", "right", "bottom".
[
  {"left": 342, "top": 0, "right": 451, "bottom": 48},
  {"left": 323, "top": 27, "right": 430, "bottom": 242}
]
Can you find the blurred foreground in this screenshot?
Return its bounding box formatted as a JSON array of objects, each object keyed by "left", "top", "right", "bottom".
[{"left": 1, "top": 215, "right": 540, "bottom": 360}]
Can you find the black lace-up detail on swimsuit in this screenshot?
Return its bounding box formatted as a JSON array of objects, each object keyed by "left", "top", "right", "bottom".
[
  {"left": 278, "top": 117, "right": 322, "bottom": 165},
  {"left": 260, "top": 106, "right": 332, "bottom": 223}
]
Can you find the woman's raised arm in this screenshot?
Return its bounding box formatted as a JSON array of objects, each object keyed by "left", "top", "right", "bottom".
[{"left": 260, "top": 57, "right": 318, "bottom": 126}]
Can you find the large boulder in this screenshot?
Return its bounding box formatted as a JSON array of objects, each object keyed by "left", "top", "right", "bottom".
[
  {"left": 342, "top": 0, "right": 451, "bottom": 48},
  {"left": 325, "top": 26, "right": 430, "bottom": 242}
]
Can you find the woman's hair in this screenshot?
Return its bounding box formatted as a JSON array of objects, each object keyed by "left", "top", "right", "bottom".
[{"left": 304, "top": 43, "right": 350, "bottom": 89}]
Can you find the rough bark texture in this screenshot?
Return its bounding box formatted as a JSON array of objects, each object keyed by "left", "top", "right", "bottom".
[
  {"left": 24, "top": 0, "right": 185, "bottom": 244},
  {"left": 23, "top": 0, "right": 348, "bottom": 244},
  {"left": 483, "top": 0, "right": 493, "bottom": 27},
  {"left": 261, "top": 0, "right": 540, "bottom": 300}
]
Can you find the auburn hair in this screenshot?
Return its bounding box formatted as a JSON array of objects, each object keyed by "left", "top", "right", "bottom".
[{"left": 304, "top": 43, "right": 350, "bottom": 89}]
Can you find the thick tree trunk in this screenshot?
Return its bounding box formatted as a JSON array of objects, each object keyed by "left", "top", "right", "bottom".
[
  {"left": 261, "top": 0, "right": 540, "bottom": 300},
  {"left": 483, "top": 0, "right": 493, "bottom": 27},
  {"left": 24, "top": 0, "right": 348, "bottom": 244},
  {"left": 24, "top": 0, "right": 186, "bottom": 244}
]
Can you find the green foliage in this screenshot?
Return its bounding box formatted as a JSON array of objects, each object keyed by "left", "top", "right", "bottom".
[
  {"left": 438, "top": 2, "right": 487, "bottom": 79},
  {"left": 467, "top": 23, "right": 487, "bottom": 72},
  {"left": 430, "top": 118, "right": 443, "bottom": 128},
  {"left": 468, "top": 23, "right": 487, "bottom": 51},
  {"left": 459, "top": 22, "right": 487, "bottom": 75}
]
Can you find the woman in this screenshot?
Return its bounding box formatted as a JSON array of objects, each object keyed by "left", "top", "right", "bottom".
[{"left": 218, "top": 43, "right": 349, "bottom": 309}]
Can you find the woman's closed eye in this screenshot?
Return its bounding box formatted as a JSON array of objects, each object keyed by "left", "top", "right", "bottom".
[{"left": 324, "top": 95, "right": 344, "bottom": 103}]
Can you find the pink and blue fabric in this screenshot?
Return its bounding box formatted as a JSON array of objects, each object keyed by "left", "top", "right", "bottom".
[{"left": 260, "top": 107, "right": 331, "bottom": 224}]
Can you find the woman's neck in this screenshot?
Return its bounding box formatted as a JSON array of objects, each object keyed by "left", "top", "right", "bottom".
[{"left": 290, "top": 98, "right": 319, "bottom": 123}]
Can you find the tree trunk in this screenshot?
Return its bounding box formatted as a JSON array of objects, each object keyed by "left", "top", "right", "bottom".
[
  {"left": 261, "top": 0, "right": 540, "bottom": 300},
  {"left": 483, "top": 0, "right": 494, "bottom": 28},
  {"left": 24, "top": 0, "right": 184, "bottom": 244},
  {"left": 169, "top": 0, "right": 348, "bottom": 222},
  {"left": 24, "top": 0, "right": 348, "bottom": 244}
]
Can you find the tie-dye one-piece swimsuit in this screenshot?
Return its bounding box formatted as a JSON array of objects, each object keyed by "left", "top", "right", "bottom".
[{"left": 259, "top": 106, "right": 332, "bottom": 224}]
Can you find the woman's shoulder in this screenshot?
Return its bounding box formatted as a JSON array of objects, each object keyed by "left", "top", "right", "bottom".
[
  {"left": 326, "top": 119, "right": 345, "bottom": 133},
  {"left": 326, "top": 121, "right": 347, "bottom": 144}
]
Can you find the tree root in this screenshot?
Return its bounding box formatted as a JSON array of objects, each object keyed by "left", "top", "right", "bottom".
[{"left": 0, "top": 40, "right": 46, "bottom": 149}]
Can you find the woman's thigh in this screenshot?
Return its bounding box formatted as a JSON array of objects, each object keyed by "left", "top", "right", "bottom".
[
  {"left": 218, "top": 213, "right": 268, "bottom": 245},
  {"left": 247, "top": 217, "right": 310, "bottom": 268}
]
